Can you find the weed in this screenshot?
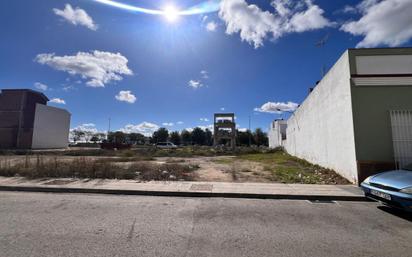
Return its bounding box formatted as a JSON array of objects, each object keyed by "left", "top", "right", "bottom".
[{"left": 0, "top": 156, "right": 197, "bottom": 181}]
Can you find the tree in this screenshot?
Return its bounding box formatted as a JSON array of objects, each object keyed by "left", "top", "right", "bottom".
[
  {"left": 192, "top": 127, "right": 206, "bottom": 145},
  {"left": 72, "top": 129, "right": 85, "bottom": 143},
  {"left": 237, "top": 130, "right": 254, "bottom": 146},
  {"left": 90, "top": 133, "right": 106, "bottom": 143},
  {"left": 96, "top": 133, "right": 107, "bottom": 141},
  {"left": 83, "top": 131, "right": 94, "bottom": 143},
  {"left": 205, "top": 129, "right": 213, "bottom": 146},
  {"left": 253, "top": 128, "right": 268, "bottom": 146},
  {"left": 128, "top": 133, "right": 145, "bottom": 145},
  {"left": 170, "top": 131, "right": 181, "bottom": 145},
  {"left": 108, "top": 131, "right": 126, "bottom": 144},
  {"left": 181, "top": 130, "right": 192, "bottom": 145},
  {"left": 152, "top": 128, "right": 169, "bottom": 143},
  {"left": 90, "top": 135, "right": 99, "bottom": 143}
]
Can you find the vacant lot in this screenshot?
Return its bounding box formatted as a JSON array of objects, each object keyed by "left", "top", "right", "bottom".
[{"left": 0, "top": 147, "right": 349, "bottom": 184}]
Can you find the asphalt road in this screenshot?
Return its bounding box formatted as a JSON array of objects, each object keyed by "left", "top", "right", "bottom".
[{"left": 0, "top": 192, "right": 411, "bottom": 257}]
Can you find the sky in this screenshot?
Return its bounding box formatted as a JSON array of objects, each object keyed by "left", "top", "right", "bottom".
[{"left": 1, "top": 0, "right": 412, "bottom": 136}]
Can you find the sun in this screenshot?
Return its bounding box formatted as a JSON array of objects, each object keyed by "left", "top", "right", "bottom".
[{"left": 163, "top": 5, "right": 179, "bottom": 22}]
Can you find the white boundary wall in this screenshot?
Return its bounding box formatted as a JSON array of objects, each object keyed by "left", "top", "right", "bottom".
[
  {"left": 269, "top": 120, "right": 287, "bottom": 148},
  {"left": 32, "top": 104, "right": 71, "bottom": 149},
  {"left": 284, "top": 51, "right": 359, "bottom": 183}
]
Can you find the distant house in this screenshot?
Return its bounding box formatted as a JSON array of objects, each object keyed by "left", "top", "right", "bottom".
[
  {"left": 268, "top": 119, "right": 287, "bottom": 148},
  {"left": 0, "top": 89, "right": 71, "bottom": 149},
  {"left": 272, "top": 48, "right": 412, "bottom": 184}
]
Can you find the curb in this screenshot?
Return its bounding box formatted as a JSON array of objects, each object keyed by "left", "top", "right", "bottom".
[{"left": 0, "top": 186, "right": 368, "bottom": 202}]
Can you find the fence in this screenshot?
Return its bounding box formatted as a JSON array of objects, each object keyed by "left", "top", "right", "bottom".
[{"left": 390, "top": 110, "right": 412, "bottom": 169}]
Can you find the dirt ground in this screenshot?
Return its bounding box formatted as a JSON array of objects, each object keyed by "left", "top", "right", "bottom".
[
  {"left": 155, "top": 156, "right": 273, "bottom": 183},
  {"left": 0, "top": 152, "right": 350, "bottom": 184}
]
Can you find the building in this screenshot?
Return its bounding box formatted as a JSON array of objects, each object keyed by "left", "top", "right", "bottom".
[
  {"left": 268, "top": 119, "right": 287, "bottom": 148},
  {"left": 0, "top": 89, "right": 71, "bottom": 149},
  {"left": 213, "top": 113, "right": 236, "bottom": 149},
  {"left": 279, "top": 48, "right": 412, "bottom": 184}
]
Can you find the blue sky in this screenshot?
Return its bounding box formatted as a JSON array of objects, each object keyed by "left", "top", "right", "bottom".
[{"left": 1, "top": 0, "right": 411, "bottom": 135}]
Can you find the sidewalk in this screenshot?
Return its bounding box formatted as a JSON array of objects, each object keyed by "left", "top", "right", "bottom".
[{"left": 0, "top": 176, "right": 365, "bottom": 201}]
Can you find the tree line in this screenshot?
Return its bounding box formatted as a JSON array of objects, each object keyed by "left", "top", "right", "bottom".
[{"left": 71, "top": 127, "right": 268, "bottom": 147}]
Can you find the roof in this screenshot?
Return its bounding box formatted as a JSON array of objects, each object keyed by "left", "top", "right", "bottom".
[
  {"left": 214, "top": 113, "right": 235, "bottom": 117},
  {"left": 1, "top": 89, "right": 49, "bottom": 102}
]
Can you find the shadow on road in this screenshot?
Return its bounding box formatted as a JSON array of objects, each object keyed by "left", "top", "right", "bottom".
[{"left": 378, "top": 206, "right": 412, "bottom": 222}]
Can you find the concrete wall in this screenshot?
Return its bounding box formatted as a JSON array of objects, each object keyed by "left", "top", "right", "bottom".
[
  {"left": 284, "top": 51, "right": 359, "bottom": 183},
  {"left": 268, "top": 120, "right": 287, "bottom": 148},
  {"left": 348, "top": 48, "right": 412, "bottom": 181},
  {"left": 351, "top": 87, "right": 412, "bottom": 163},
  {"left": 355, "top": 55, "right": 412, "bottom": 75},
  {"left": 31, "top": 104, "right": 71, "bottom": 149},
  {"left": 0, "top": 90, "right": 48, "bottom": 149}
]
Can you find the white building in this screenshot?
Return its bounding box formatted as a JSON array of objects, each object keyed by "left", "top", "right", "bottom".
[
  {"left": 0, "top": 89, "right": 71, "bottom": 149},
  {"left": 278, "top": 48, "right": 412, "bottom": 184},
  {"left": 268, "top": 119, "right": 287, "bottom": 148}
]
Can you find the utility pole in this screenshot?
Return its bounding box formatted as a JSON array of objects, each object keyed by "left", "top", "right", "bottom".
[
  {"left": 248, "top": 115, "right": 252, "bottom": 146},
  {"left": 107, "top": 117, "right": 111, "bottom": 140}
]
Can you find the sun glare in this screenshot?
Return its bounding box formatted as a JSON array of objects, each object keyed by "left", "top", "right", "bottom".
[{"left": 163, "top": 5, "right": 179, "bottom": 22}]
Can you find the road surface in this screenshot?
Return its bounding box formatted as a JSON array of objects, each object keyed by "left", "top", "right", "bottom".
[{"left": 0, "top": 192, "right": 411, "bottom": 257}]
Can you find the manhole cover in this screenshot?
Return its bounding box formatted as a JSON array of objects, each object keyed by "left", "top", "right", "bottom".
[{"left": 190, "top": 184, "right": 213, "bottom": 191}]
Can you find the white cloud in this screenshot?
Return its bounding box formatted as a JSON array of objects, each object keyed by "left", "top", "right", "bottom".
[
  {"left": 120, "top": 122, "right": 160, "bottom": 136},
  {"left": 53, "top": 4, "right": 97, "bottom": 30},
  {"left": 34, "top": 82, "right": 48, "bottom": 91},
  {"left": 254, "top": 101, "right": 299, "bottom": 113},
  {"left": 197, "top": 125, "right": 214, "bottom": 131},
  {"left": 286, "top": 2, "right": 332, "bottom": 33},
  {"left": 72, "top": 123, "right": 98, "bottom": 133},
  {"left": 206, "top": 21, "right": 218, "bottom": 31},
  {"left": 35, "top": 50, "right": 133, "bottom": 88},
  {"left": 162, "top": 122, "right": 174, "bottom": 127},
  {"left": 62, "top": 85, "right": 75, "bottom": 92},
  {"left": 220, "top": 107, "right": 225, "bottom": 111},
  {"left": 341, "top": 0, "right": 412, "bottom": 47},
  {"left": 50, "top": 98, "right": 66, "bottom": 104},
  {"left": 189, "top": 71, "right": 209, "bottom": 89},
  {"left": 177, "top": 121, "right": 184, "bottom": 125},
  {"left": 115, "top": 90, "right": 136, "bottom": 103},
  {"left": 185, "top": 125, "right": 213, "bottom": 132},
  {"left": 200, "top": 118, "right": 209, "bottom": 122},
  {"left": 200, "top": 70, "right": 209, "bottom": 79},
  {"left": 69, "top": 123, "right": 103, "bottom": 142},
  {"left": 188, "top": 80, "right": 203, "bottom": 89},
  {"left": 219, "top": 0, "right": 332, "bottom": 48},
  {"left": 341, "top": 5, "right": 357, "bottom": 14}
]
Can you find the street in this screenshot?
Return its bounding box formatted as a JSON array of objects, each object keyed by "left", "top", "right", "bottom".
[{"left": 0, "top": 192, "right": 411, "bottom": 257}]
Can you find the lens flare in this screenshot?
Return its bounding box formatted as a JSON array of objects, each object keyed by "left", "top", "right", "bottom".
[
  {"left": 94, "top": 0, "right": 220, "bottom": 17},
  {"left": 163, "top": 5, "right": 179, "bottom": 22}
]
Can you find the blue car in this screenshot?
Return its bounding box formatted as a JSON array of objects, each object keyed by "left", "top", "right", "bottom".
[{"left": 361, "top": 164, "right": 412, "bottom": 212}]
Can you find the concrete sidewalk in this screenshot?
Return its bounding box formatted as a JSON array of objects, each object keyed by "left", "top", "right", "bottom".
[{"left": 0, "top": 176, "right": 365, "bottom": 201}]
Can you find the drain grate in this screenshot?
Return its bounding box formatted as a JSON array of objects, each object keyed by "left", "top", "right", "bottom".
[{"left": 190, "top": 184, "right": 213, "bottom": 191}]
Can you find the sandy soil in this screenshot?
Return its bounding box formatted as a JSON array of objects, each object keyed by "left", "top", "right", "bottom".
[
  {"left": 154, "top": 156, "right": 274, "bottom": 183},
  {"left": 0, "top": 155, "right": 341, "bottom": 184}
]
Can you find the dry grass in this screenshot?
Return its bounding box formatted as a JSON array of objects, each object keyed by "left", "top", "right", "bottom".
[
  {"left": 237, "top": 151, "right": 350, "bottom": 184},
  {"left": 0, "top": 155, "right": 197, "bottom": 181},
  {"left": 0, "top": 146, "right": 269, "bottom": 158}
]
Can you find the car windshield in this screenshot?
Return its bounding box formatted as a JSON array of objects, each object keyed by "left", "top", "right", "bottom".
[{"left": 404, "top": 163, "right": 412, "bottom": 171}]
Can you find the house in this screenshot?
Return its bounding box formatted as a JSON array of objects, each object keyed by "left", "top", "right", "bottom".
[
  {"left": 0, "top": 89, "right": 71, "bottom": 149},
  {"left": 278, "top": 48, "right": 412, "bottom": 184},
  {"left": 268, "top": 119, "right": 287, "bottom": 148}
]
